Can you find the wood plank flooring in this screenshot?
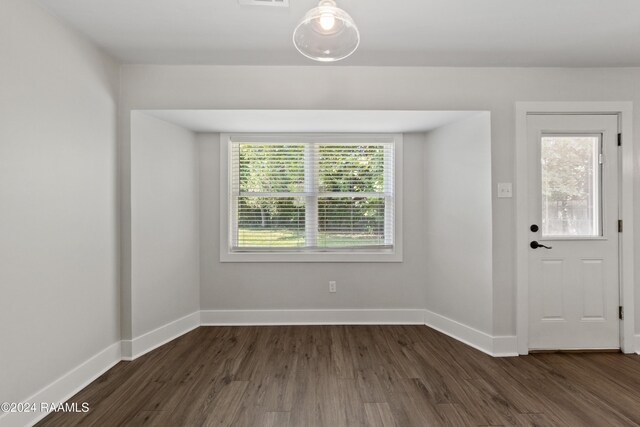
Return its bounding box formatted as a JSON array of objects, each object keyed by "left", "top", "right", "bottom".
[{"left": 38, "top": 326, "right": 640, "bottom": 426}]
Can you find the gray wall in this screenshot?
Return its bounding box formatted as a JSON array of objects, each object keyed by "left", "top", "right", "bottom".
[
  {"left": 120, "top": 65, "right": 640, "bottom": 336},
  {"left": 130, "top": 113, "right": 200, "bottom": 337},
  {"left": 198, "top": 133, "right": 427, "bottom": 310},
  {"left": 0, "top": 0, "right": 119, "bottom": 403},
  {"left": 423, "top": 113, "right": 493, "bottom": 333}
]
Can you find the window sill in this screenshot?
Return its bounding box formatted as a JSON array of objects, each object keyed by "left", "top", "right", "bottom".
[{"left": 219, "top": 250, "right": 403, "bottom": 263}]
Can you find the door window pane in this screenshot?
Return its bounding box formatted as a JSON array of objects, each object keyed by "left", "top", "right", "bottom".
[{"left": 541, "top": 135, "right": 602, "bottom": 237}]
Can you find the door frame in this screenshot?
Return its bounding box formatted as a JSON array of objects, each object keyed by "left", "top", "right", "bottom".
[{"left": 515, "top": 102, "right": 634, "bottom": 355}]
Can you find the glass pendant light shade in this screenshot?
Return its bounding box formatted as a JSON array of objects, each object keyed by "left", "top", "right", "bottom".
[{"left": 293, "top": 0, "right": 360, "bottom": 62}]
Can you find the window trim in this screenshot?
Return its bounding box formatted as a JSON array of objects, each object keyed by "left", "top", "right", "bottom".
[{"left": 219, "top": 133, "right": 403, "bottom": 262}]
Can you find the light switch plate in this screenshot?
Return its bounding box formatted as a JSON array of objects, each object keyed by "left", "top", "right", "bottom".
[{"left": 497, "top": 182, "right": 513, "bottom": 198}]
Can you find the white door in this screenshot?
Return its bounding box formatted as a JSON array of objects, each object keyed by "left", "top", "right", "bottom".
[{"left": 527, "top": 114, "right": 620, "bottom": 350}]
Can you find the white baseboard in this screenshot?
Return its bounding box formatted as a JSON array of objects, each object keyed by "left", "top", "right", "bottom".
[
  {"left": 492, "top": 335, "right": 519, "bottom": 357},
  {"left": 119, "top": 309, "right": 520, "bottom": 360},
  {"left": 200, "top": 309, "right": 425, "bottom": 326},
  {"left": 0, "top": 342, "right": 121, "bottom": 427},
  {"left": 635, "top": 334, "right": 640, "bottom": 355},
  {"left": 424, "top": 309, "right": 493, "bottom": 355},
  {"left": 423, "top": 309, "right": 517, "bottom": 357},
  {"left": 121, "top": 311, "right": 200, "bottom": 361}
]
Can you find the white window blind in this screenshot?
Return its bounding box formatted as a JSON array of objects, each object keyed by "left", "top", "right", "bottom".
[{"left": 229, "top": 137, "right": 395, "bottom": 252}]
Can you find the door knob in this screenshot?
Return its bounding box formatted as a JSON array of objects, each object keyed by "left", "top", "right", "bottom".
[{"left": 530, "top": 241, "right": 552, "bottom": 249}]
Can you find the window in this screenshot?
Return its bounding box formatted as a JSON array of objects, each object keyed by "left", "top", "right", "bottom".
[{"left": 220, "top": 134, "right": 402, "bottom": 262}]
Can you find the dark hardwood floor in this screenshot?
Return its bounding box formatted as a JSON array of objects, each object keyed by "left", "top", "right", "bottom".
[{"left": 38, "top": 325, "right": 640, "bottom": 426}]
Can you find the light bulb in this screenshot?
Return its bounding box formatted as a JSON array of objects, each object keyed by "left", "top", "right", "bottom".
[{"left": 319, "top": 12, "right": 336, "bottom": 31}]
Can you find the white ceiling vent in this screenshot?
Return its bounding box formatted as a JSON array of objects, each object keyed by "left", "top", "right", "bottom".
[{"left": 238, "top": 0, "right": 289, "bottom": 7}]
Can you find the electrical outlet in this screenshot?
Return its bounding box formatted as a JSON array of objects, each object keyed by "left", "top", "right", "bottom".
[
  {"left": 497, "top": 182, "right": 513, "bottom": 198},
  {"left": 329, "top": 281, "right": 337, "bottom": 293}
]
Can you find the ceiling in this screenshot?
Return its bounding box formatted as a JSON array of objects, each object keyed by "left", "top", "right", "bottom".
[
  {"left": 36, "top": 0, "right": 640, "bottom": 67},
  {"left": 140, "top": 110, "right": 481, "bottom": 133}
]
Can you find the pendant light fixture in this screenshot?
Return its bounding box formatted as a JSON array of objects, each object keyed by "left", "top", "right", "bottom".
[{"left": 293, "top": 0, "right": 360, "bottom": 62}]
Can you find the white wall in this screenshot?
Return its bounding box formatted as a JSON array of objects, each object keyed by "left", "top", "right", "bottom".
[
  {"left": 120, "top": 65, "right": 640, "bottom": 337},
  {"left": 198, "top": 133, "right": 426, "bottom": 310},
  {"left": 423, "top": 113, "right": 493, "bottom": 333},
  {"left": 0, "top": 0, "right": 119, "bottom": 405},
  {"left": 130, "top": 113, "right": 200, "bottom": 337}
]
